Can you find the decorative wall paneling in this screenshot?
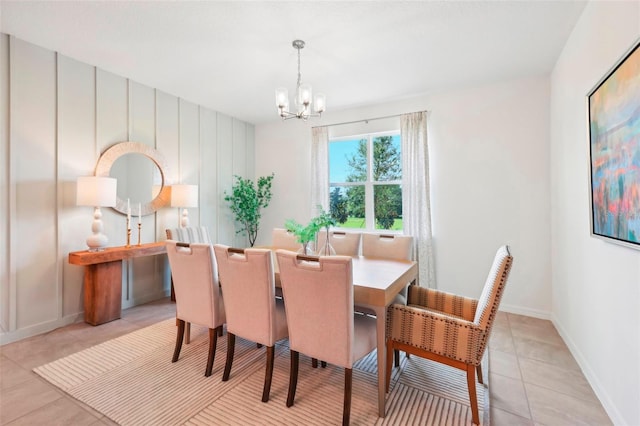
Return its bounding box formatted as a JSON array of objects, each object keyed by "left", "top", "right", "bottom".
[{"left": 0, "top": 34, "right": 255, "bottom": 344}]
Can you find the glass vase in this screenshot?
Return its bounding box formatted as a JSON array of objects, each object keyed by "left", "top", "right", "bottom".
[
  {"left": 317, "top": 231, "right": 336, "bottom": 256},
  {"left": 298, "top": 241, "right": 316, "bottom": 256}
]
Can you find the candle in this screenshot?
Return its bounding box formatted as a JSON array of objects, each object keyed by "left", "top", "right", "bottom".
[
  {"left": 138, "top": 203, "right": 141, "bottom": 224},
  {"left": 127, "top": 198, "right": 131, "bottom": 228}
]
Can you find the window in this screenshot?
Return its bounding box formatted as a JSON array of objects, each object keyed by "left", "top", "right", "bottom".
[{"left": 328, "top": 132, "right": 402, "bottom": 231}]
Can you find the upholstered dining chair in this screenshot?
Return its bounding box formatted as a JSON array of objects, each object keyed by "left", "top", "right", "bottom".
[
  {"left": 165, "top": 241, "right": 226, "bottom": 377},
  {"left": 271, "top": 227, "right": 301, "bottom": 252},
  {"left": 166, "top": 226, "right": 213, "bottom": 343},
  {"left": 275, "top": 250, "right": 377, "bottom": 426},
  {"left": 213, "top": 244, "right": 288, "bottom": 403},
  {"left": 385, "top": 245, "right": 513, "bottom": 426},
  {"left": 316, "top": 230, "right": 362, "bottom": 256}
]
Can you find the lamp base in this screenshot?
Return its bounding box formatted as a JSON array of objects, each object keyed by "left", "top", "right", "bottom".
[
  {"left": 86, "top": 207, "right": 109, "bottom": 251},
  {"left": 86, "top": 233, "right": 108, "bottom": 251},
  {"left": 180, "top": 208, "right": 190, "bottom": 228}
]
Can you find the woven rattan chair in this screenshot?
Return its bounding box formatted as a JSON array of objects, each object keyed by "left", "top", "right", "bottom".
[{"left": 385, "top": 245, "right": 513, "bottom": 425}]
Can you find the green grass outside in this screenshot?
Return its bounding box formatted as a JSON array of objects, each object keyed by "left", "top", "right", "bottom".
[{"left": 337, "top": 217, "right": 403, "bottom": 231}]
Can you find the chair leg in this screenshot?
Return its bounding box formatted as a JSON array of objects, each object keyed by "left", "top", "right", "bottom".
[
  {"left": 312, "top": 358, "right": 318, "bottom": 368},
  {"left": 262, "top": 346, "right": 275, "bottom": 402},
  {"left": 185, "top": 322, "right": 191, "bottom": 344},
  {"left": 172, "top": 319, "right": 185, "bottom": 362},
  {"left": 218, "top": 326, "right": 224, "bottom": 337},
  {"left": 286, "top": 350, "right": 299, "bottom": 408},
  {"left": 466, "top": 364, "right": 480, "bottom": 425},
  {"left": 394, "top": 349, "right": 400, "bottom": 367},
  {"left": 321, "top": 361, "right": 327, "bottom": 368},
  {"left": 385, "top": 339, "right": 394, "bottom": 393},
  {"left": 204, "top": 327, "right": 219, "bottom": 377},
  {"left": 476, "top": 364, "right": 483, "bottom": 385},
  {"left": 342, "top": 368, "right": 352, "bottom": 426},
  {"left": 222, "top": 333, "right": 236, "bottom": 381}
]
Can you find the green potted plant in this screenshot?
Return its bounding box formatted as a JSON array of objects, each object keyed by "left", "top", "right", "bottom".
[
  {"left": 285, "top": 209, "right": 337, "bottom": 256},
  {"left": 284, "top": 218, "right": 319, "bottom": 255},
  {"left": 224, "top": 173, "right": 274, "bottom": 247}
]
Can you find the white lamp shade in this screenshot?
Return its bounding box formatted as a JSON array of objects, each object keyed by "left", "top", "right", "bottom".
[
  {"left": 76, "top": 176, "right": 117, "bottom": 207},
  {"left": 171, "top": 184, "right": 198, "bottom": 208}
]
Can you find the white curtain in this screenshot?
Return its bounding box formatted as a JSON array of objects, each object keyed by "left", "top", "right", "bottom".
[
  {"left": 310, "top": 126, "right": 329, "bottom": 216},
  {"left": 401, "top": 111, "right": 436, "bottom": 288}
]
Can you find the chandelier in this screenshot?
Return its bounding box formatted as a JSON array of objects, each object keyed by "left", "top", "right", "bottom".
[{"left": 275, "top": 40, "right": 326, "bottom": 121}]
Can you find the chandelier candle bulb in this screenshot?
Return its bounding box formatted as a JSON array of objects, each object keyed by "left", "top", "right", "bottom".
[{"left": 138, "top": 203, "right": 141, "bottom": 224}]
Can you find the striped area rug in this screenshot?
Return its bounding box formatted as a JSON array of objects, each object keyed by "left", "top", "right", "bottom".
[{"left": 34, "top": 319, "right": 489, "bottom": 425}]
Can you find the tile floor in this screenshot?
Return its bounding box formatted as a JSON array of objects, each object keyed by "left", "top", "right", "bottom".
[{"left": 0, "top": 299, "right": 612, "bottom": 425}]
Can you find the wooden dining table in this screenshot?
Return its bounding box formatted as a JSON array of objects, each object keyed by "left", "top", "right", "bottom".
[{"left": 272, "top": 253, "right": 418, "bottom": 418}]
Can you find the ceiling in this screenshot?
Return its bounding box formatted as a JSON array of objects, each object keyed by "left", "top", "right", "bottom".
[{"left": 1, "top": 1, "right": 586, "bottom": 125}]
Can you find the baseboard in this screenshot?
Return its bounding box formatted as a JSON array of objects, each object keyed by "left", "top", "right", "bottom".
[
  {"left": 498, "top": 302, "right": 551, "bottom": 320},
  {"left": 121, "top": 289, "right": 171, "bottom": 310},
  {"left": 550, "top": 314, "right": 624, "bottom": 425},
  {"left": 0, "top": 312, "right": 83, "bottom": 346},
  {"left": 1, "top": 290, "right": 171, "bottom": 346}
]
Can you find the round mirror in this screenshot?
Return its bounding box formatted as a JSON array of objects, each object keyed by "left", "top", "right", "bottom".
[{"left": 95, "top": 142, "right": 171, "bottom": 215}]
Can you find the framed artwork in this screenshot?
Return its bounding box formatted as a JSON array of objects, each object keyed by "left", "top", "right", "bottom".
[{"left": 588, "top": 38, "right": 640, "bottom": 250}]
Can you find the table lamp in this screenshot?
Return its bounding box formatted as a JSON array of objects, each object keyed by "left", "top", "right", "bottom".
[
  {"left": 171, "top": 184, "right": 198, "bottom": 227},
  {"left": 76, "top": 176, "right": 117, "bottom": 251}
]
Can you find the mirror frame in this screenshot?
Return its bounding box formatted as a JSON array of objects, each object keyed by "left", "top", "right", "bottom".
[{"left": 95, "top": 141, "right": 171, "bottom": 216}]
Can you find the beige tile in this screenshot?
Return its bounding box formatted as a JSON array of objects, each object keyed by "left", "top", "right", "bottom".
[
  {"left": 489, "top": 373, "right": 531, "bottom": 419},
  {"left": 89, "top": 417, "right": 119, "bottom": 426},
  {"left": 513, "top": 335, "right": 581, "bottom": 372},
  {"left": 489, "top": 326, "right": 516, "bottom": 354},
  {"left": 5, "top": 397, "right": 99, "bottom": 426},
  {"left": 0, "top": 356, "right": 33, "bottom": 390},
  {"left": 519, "top": 358, "right": 599, "bottom": 403},
  {"left": 509, "top": 319, "right": 565, "bottom": 347},
  {"left": 493, "top": 310, "right": 510, "bottom": 330},
  {"left": 491, "top": 407, "right": 535, "bottom": 426},
  {"left": 0, "top": 375, "right": 62, "bottom": 424},
  {"left": 525, "top": 382, "right": 612, "bottom": 425},
  {"left": 63, "top": 394, "right": 104, "bottom": 419},
  {"left": 489, "top": 350, "right": 521, "bottom": 380}
]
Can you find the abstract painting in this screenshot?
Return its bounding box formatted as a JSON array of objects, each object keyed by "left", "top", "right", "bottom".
[{"left": 589, "top": 39, "right": 640, "bottom": 249}]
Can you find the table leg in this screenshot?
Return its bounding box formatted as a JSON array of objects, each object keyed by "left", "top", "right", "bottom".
[
  {"left": 373, "top": 304, "right": 386, "bottom": 417},
  {"left": 84, "top": 260, "right": 122, "bottom": 325}
]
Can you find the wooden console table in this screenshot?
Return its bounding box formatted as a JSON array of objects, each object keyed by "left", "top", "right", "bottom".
[{"left": 68, "top": 242, "right": 167, "bottom": 325}]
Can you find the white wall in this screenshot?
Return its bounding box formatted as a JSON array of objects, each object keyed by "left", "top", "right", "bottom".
[
  {"left": 549, "top": 2, "right": 640, "bottom": 425},
  {"left": 0, "top": 35, "right": 254, "bottom": 344},
  {"left": 256, "top": 75, "right": 551, "bottom": 317}
]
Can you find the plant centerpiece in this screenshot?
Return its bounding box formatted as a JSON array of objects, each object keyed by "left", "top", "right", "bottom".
[
  {"left": 224, "top": 173, "right": 274, "bottom": 247},
  {"left": 284, "top": 209, "right": 337, "bottom": 256},
  {"left": 284, "top": 218, "right": 319, "bottom": 255}
]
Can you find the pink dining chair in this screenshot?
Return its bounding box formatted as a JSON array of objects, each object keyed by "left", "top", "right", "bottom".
[
  {"left": 165, "top": 241, "right": 226, "bottom": 377},
  {"left": 275, "top": 250, "right": 377, "bottom": 425},
  {"left": 213, "top": 244, "right": 288, "bottom": 403},
  {"left": 316, "top": 230, "right": 361, "bottom": 256},
  {"left": 272, "top": 227, "right": 301, "bottom": 252},
  {"left": 166, "top": 226, "right": 213, "bottom": 343}
]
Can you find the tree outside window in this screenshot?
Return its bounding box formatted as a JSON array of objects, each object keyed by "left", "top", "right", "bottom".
[{"left": 328, "top": 133, "right": 402, "bottom": 230}]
